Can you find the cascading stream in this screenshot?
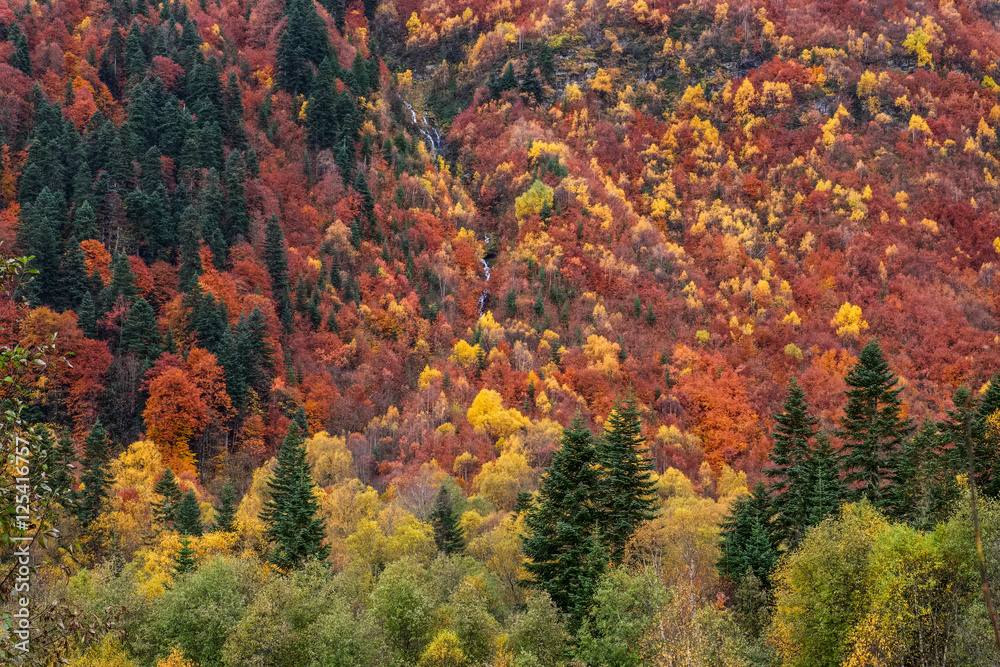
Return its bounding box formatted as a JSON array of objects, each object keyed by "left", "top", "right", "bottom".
[
  {"left": 478, "top": 235, "right": 491, "bottom": 315},
  {"left": 401, "top": 99, "right": 444, "bottom": 156}
]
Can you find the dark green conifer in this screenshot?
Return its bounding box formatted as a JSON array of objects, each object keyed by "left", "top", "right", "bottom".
[
  {"left": 838, "top": 339, "right": 912, "bottom": 512},
  {"left": 50, "top": 429, "right": 78, "bottom": 503},
  {"left": 76, "top": 419, "right": 112, "bottom": 527},
  {"left": 429, "top": 485, "right": 463, "bottom": 555},
  {"left": 153, "top": 467, "right": 183, "bottom": 528},
  {"left": 121, "top": 297, "right": 161, "bottom": 360},
  {"left": 764, "top": 376, "right": 818, "bottom": 548},
  {"left": 803, "top": 430, "right": 845, "bottom": 528},
  {"left": 259, "top": 423, "right": 331, "bottom": 569},
  {"left": 597, "top": 394, "right": 658, "bottom": 563},
  {"left": 78, "top": 292, "right": 97, "bottom": 338},
  {"left": 109, "top": 252, "right": 139, "bottom": 303},
  {"left": 175, "top": 489, "right": 204, "bottom": 537},
  {"left": 173, "top": 537, "right": 198, "bottom": 574},
  {"left": 223, "top": 150, "right": 249, "bottom": 243},
  {"left": 57, "top": 237, "right": 91, "bottom": 312},
  {"left": 718, "top": 481, "right": 778, "bottom": 587},
  {"left": 8, "top": 23, "right": 32, "bottom": 76},
  {"left": 214, "top": 480, "right": 237, "bottom": 532},
  {"left": 177, "top": 204, "right": 203, "bottom": 290},
  {"left": 263, "top": 216, "right": 292, "bottom": 328},
  {"left": 521, "top": 413, "right": 606, "bottom": 631}
]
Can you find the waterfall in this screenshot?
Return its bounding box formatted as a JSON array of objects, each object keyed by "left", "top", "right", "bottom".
[
  {"left": 401, "top": 99, "right": 444, "bottom": 156},
  {"left": 478, "top": 235, "right": 491, "bottom": 316}
]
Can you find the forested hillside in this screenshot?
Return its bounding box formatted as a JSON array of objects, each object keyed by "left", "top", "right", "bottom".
[{"left": 3, "top": 0, "right": 1000, "bottom": 664}]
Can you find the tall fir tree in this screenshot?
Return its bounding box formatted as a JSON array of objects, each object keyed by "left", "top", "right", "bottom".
[
  {"left": 838, "top": 339, "right": 912, "bottom": 514},
  {"left": 597, "top": 394, "right": 658, "bottom": 562},
  {"left": 521, "top": 413, "right": 607, "bottom": 631},
  {"left": 153, "top": 467, "right": 183, "bottom": 528},
  {"left": 50, "top": 429, "right": 78, "bottom": 503},
  {"left": 764, "top": 376, "right": 819, "bottom": 548},
  {"left": 8, "top": 23, "right": 32, "bottom": 76},
  {"left": 803, "top": 430, "right": 846, "bottom": 528},
  {"left": 259, "top": 423, "right": 330, "bottom": 569},
  {"left": 718, "top": 481, "right": 778, "bottom": 587},
  {"left": 214, "top": 480, "right": 237, "bottom": 532},
  {"left": 177, "top": 203, "right": 203, "bottom": 290},
  {"left": 429, "top": 485, "right": 463, "bottom": 555},
  {"left": 263, "top": 216, "right": 293, "bottom": 328},
  {"left": 121, "top": 297, "right": 161, "bottom": 361},
  {"left": 175, "top": 489, "right": 204, "bottom": 537},
  {"left": 76, "top": 419, "right": 112, "bottom": 527},
  {"left": 974, "top": 377, "right": 1000, "bottom": 498},
  {"left": 173, "top": 537, "right": 198, "bottom": 574}
]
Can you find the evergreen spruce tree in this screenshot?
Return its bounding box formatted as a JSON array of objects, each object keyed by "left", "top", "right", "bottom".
[
  {"left": 50, "top": 429, "right": 77, "bottom": 503},
  {"left": 259, "top": 423, "right": 330, "bottom": 569},
  {"left": 173, "top": 537, "right": 198, "bottom": 574},
  {"left": 199, "top": 169, "right": 228, "bottom": 267},
  {"left": 175, "top": 489, "right": 204, "bottom": 537},
  {"left": 153, "top": 467, "right": 183, "bottom": 528},
  {"left": 717, "top": 482, "right": 778, "bottom": 587},
  {"left": 430, "top": 485, "right": 463, "bottom": 554},
  {"left": 8, "top": 23, "right": 32, "bottom": 76},
  {"left": 264, "top": 216, "right": 293, "bottom": 328},
  {"left": 293, "top": 403, "right": 309, "bottom": 437},
  {"left": 521, "top": 414, "right": 607, "bottom": 631},
  {"left": 214, "top": 480, "right": 237, "bottom": 532},
  {"left": 597, "top": 394, "right": 658, "bottom": 562},
  {"left": 57, "top": 237, "right": 91, "bottom": 312},
  {"left": 223, "top": 150, "right": 249, "bottom": 244},
  {"left": 838, "top": 339, "right": 913, "bottom": 513},
  {"left": 803, "top": 430, "right": 845, "bottom": 528},
  {"left": 177, "top": 204, "right": 203, "bottom": 290},
  {"left": 764, "top": 376, "right": 818, "bottom": 548},
  {"left": 76, "top": 419, "right": 112, "bottom": 527},
  {"left": 121, "top": 297, "right": 161, "bottom": 361},
  {"left": 73, "top": 200, "right": 99, "bottom": 241},
  {"left": 306, "top": 57, "right": 339, "bottom": 151},
  {"left": 78, "top": 292, "right": 97, "bottom": 338},
  {"left": 974, "top": 378, "right": 1000, "bottom": 498}
]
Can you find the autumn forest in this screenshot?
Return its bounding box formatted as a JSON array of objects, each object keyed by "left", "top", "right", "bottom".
[{"left": 3, "top": 0, "right": 1000, "bottom": 664}]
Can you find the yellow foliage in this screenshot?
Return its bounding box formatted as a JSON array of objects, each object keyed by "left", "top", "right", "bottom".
[
  {"left": 234, "top": 459, "right": 276, "bottom": 553},
  {"left": 908, "top": 114, "right": 931, "bottom": 136},
  {"left": 466, "top": 389, "right": 530, "bottom": 441},
  {"left": 514, "top": 180, "right": 554, "bottom": 221},
  {"left": 785, "top": 343, "right": 803, "bottom": 360},
  {"left": 783, "top": 311, "right": 802, "bottom": 326},
  {"left": 156, "top": 648, "right": 197, "bottom": 667},
  {"left": 305, "top": 431, "right": 353, "bottom": 487},
  {"left": 919, "top": 218, "right": 939, "bottom": 234},
  {"left": 857, "top": 70, "right": 878, "bottom": 98},
  {"left": 564, "top": 83, "right": 583, "bottom": 102},
  {"left": 68, "top": 636, "right": 136, "bottom": 666},
  {"left": 831, "top": 302, "right": 869, "bottom": 339},
  {"left": 902, "top": 27, "right": 933, "bottom": 67},
  {"left": 419, "top": 365, "right": 443, "bottom": 389},
  {"left": 450, "top": 339, "right": 482, "bottom": 368},
  {"left": 590, "top": 68, "right": 615, "bottom": 95},
  {"left": 417, "top": 629, "right": 467, "bottom": 666},
  {"left": 582, "top": 334, "right": 621, "bottom": 376},
  {"left": 472, "top": 444, "right": 534, "bottom": 510}
]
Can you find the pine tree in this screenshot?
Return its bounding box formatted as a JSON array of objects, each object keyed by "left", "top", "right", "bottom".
[
  {"left": 57, "top": 237, "right": 91, "bottom": 312},
  {"left": 259, "top": 423, "right": 330, "bottom": 569},
  {"left": 597, "top": 394, "right": 658, "bottom": 562},
  {"left": 78, "top": 292, "right": 97, "bottom": 338},
  {"left": 121, "top": 297, "right": 161, "bottom": 361},
  {"left": 521, "top": 413, "right": 606, "bottom": 631},
  {"left": 76, "top": 419, "right": 112, "bottom": 527},
  {"left": 73, "top": 200, "right": 99, "bottom": 241},
  {"left": 50, "top": 429, "right": 77, "bottom": 503},
  {"left": 175, "top": 489, "right": 204, "bottom": 537},
  {"left": 293, "top": 403, "right": 309, "bottom": 437},
  {"left": 718, "top": 482, "right": 778, "bottom": 587},
  {"left": 199, "top": 169, "right": 227, "bottom": 268},
  {"left": 306, "top": 57, "right": 338, "bottom": 151},
  {"left": 8, "top": 23, "right": 32, "bottom": 76},
  {"left": 430, "top": 486, "right": 463, "bottom": 555},
  {"left": 223, "top": 150, "right": 249, "bottom": 244},
  {"left": 173, "top": 537, "right": 198, "bottom": 574},
  {"left": 838, "top": 339, "right": 913, "bottom": 513},
  {"left": 214, "top": 480, "right": 237, "bottom": 532},
  {"left": 177, "top": 204, "right": 203, "bottom": 290},
  {"left": 974, "top": 378, "right": 1000, "bottom": 498},
  {"left": 153, "top": 467, "right": 183, "bottom": 527},
  {"left": 803, "top": 430, "right": 845, "bottom": 528},
  {"left": 764, "top": 376, "right": 819, "bottom": 547},
  {"left": 264, "top": 216, "right": 293, "bottom": 328}
]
